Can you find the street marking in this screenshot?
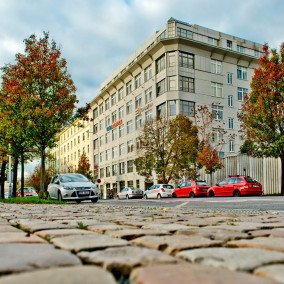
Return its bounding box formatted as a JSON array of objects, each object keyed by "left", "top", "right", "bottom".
[{"left": 176, "top": 201, "right": 189, "bottom": 208}]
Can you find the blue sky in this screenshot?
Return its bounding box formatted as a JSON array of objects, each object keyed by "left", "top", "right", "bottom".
[{"left": 0, "top": 0, "right": 283, "bottom": 108}]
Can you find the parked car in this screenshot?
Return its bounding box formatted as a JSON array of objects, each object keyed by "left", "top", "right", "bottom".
[
  {"left": 47, "top": 173, "right": 99, "bottom": 203},
  {"left": 172, "top": 180, "right": 210, "bottom": 198},
  {"left": 16, "top": 187, "right": 38, "bottom": 197},
  {"left": 144, "top": 184, "right": 174, "bottom": 199},
  {"left": 207, "top": 176, "right": 262, "bottom": 197},
  {"left": 117, "top": 187, "right": 143, "bottom": 199}
]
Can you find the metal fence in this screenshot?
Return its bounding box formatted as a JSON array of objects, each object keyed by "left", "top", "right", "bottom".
[{"left": 199, "top": 154, "right": 281, "bottom": 195}]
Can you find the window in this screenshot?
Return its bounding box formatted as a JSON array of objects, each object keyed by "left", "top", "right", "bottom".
[
  {"left": 237, "top": 65, "right": 247, "bottom": 80},
  {"left": 135, "top": 94, "right": 142, "bottom": 109},
  {"left": 229, "top": 140, "right": 235, "bottom": 152},
  {"left": 127, "top": 120, "right": 133, "bottom": 133},
  {"left": 93, "top": 123, "right": 98, "bottom": 134},
  {"left": 228, "top": 95, "right": 233, "bottom": 107},
  {"left": 212, "top": 129, "right": 224, "bottom": 142},
  {"left": 112, "top": 146, "right": 118, "bottom": 159},
  {"left": 254, "top": 50, "right": 262, "bottom": 58},
  {"left": 99, "top": 135, "right": 104, "bottom": 146},
  {"left": 208, "top": 37, "right": 218, "bottom": 46},
  {"left": 218, "top": 151, "right": 225, "bottom": 158},
  {"left": 126, "top": 80, "right": 132, "bottom": 95},
  {"left": 135, "top": 114, "right": 142, "bottom": 129},
  {"left": 179, "top": 52, "right": 194, "bottom": 68},
  {"left": 105, "top": 98, "right": 110, "bottom": 110},
  {"left": 119, "top": 143, "right": 125, "bottom": 156},
  {"left": 179, "top": 76, "right": 194, "bottom": 92},
  {"left": 211, "top": 82, "right": 223, "bottom": 98},
  {"left": 112, "top": 164, "right": 118, "bottom": 176},
  {"left": 211, "top": 59, "right": 222, "bottom": 74},
  {"left": 105, "top": 132, "right": 110, "bottom": 144},
  {"left": 105, "top": 149, "right": 111, "bottom": 161},
  {"left": 127, "top": 160, "right": 133, "bottom": 173},
  {"left": 106, "top": 166, "right": 110, "bottom": 177},
  {"left": 157, "top": 79, "right": 166, "bottom": 96},
  {"left": 119, "top": 124, "right": 124, "bottom": 137},
  {"left": 177, "top": 27, "right": 193, "bottom": 39},
  {"left": 112, "top": 128, "right": 118, "bottom": 141},
  {"left": 105, "top": 115, "right": 111, "bottom": 127},
  {"left": 135, "top": 73, "right": 141, "bottom": 89},
  {"left": 94, "top": 154, "right": 98, "bottom": 164},
  {"left": 119, "top": 162, "right": 125, "bottom": 174},
  {"left": 180, "top": 100, "right": 195, "bottom": 117},
  {"left": 227, "top": 40, "right": 232, "bottom": 49},
  {"left": 93, "top": 107, "right": 98, "bottom": 119},
  {"left": 212, "top": 105, "right": 223, "bottom": 120},
  {"left": 169, "top": 76, "right": 177, "bottom": 91},
  {"left": 238, "top": 87, "right": 248, "bottom": 101},
  {"left": 229, "top": 117, "right": 234, "bottom": 129},
  {"left": 93, "top": 139, "right": 98, "bottom": 150},
  {"left": 118, "top": 106, "right": 124, "bottom": 119},
  {"left": 227, "top": 73, "right": 233, "bottom": 84},
  {"left": 144, "top": 64, "right": 152, "bottom": 81},
  {"left": 111, "top": 111, "right": 117, "bottom": 123},
  {"left": 156, "top": 54, "right": 165, "bottom": 74},
  {"left": 99, "top": 119, "right": 103, "bottom": 130},
  {"left": 99, "top": 168, "right": 104, "bottom": 178},
  {"left": 157, "top": 102, "right": 166, "bottom": 118},
  {"left": 99, "top": 103, "right": 104, "bottom": 114},
  {"left": 127, "top": 140, "right": 134, "bottom": 153},
  {"left": 111, "top": 93, "right": 117, "bottom": 106},
  {"left": 168, "top": 100, "right": 176, "bottom": 116},
  {"left": 145, "top": 87, "right": 152, "bottom": 103},
  {"left": 126, "top": 100, "right": 132, "bottom": 114},
  {"left": 168, "top": 52, "right": 176, "bottom": 67},
  {"left": 145, "top": 109, "right": 153, "bottom": 121},
  {"left": 118, "top": 87, "right": 124, "bottom": 101},
  {"left": 237, "top": 45, "right": 245, "bottom": 53}
]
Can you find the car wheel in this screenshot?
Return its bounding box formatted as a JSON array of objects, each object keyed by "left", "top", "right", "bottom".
[
  {"left": 190, "top": 192, "right": 195, "bottom": 198},
  {"left": 144, "top": 194, "right": 147, "bottom": 199},
  {"left": 91, "top": 198, "right": 98, "bottom": 203},
  {"left": 58, "top": 191, "right": 63, "bottom": 202},
  {"left": 208, "top": 190, "right": 214, "bottom": 197},
  {"left": 157, "top": 194, "right": 161, "bottom": 199},
  {"left": 126, "top": 195, "right": 129, "bottom": 200},
  {"left": 172, "top": 193, "right": 177, "bottom": 198},
  {"left": 76, "top": 200, "right": 81, "bottom": 203},
  {"left": 233, "top": 190, "right": 241, "bottom": 197}
]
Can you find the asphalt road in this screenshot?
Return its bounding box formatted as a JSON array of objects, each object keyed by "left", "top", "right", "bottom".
[{"left": 100, "top": 196, "right": 284, "bottom": 212}]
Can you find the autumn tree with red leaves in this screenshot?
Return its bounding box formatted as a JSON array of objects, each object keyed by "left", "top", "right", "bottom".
[
  {"left": 1, "top": 32, "right": 77, "bottom": 198},
  {"left": 77, "top": 152, "right": 93, "bottom": 180},
  {"left": 239, "top": 43, "right": 284, "bottom": 195}
]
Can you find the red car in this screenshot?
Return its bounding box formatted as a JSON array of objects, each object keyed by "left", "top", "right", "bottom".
[
  {"left": 172, "top": 180, "right": 210, "bottom": 198},
  {"left": 16, "top": 187, "right": 38, "bottom": 197},
  {"left": 207, "top": 176, "right": 262, "bottom": 197}
]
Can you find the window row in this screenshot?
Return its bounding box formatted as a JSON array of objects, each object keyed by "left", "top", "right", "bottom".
[{"left": 99, "top": 160, "right": 134, "bottom": 177}]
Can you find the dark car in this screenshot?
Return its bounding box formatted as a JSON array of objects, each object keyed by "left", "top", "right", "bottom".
[
  {"left": 207, "top": 176, "right": 262, "bottom": 197},
  {"left": 172, "top": 180, "right": 210, "bottom": 198}
]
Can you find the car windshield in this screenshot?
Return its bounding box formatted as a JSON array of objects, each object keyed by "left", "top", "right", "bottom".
[
  {"left": 24, "top": 188, "right": 34, "bottom": 192},
  {"left": 163, "top": 185, "right": 174, "bottom": 189},
  {"left": 245, "top": 177, "right": 259, "bottom": 183},
  {"left": 196, "top": 181, "right": 209, "bottom": 186},
  {"left": 59, "top": 174, "right": 89, "bottom": 183}
]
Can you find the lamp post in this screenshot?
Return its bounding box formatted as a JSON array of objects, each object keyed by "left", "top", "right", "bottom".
[{"left": 8, "top": 144, "right": 12, "bottom": 198}]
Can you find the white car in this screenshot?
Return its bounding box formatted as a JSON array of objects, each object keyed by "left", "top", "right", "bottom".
[
  {"left": 47, "top": 173, "right": 99, "bottom": 203},
  {"left": 144, "top": 184, "right": 174, "bottom": 199},
  {"left": 117, "top": 187, "right": 143, "bottom": 200}
]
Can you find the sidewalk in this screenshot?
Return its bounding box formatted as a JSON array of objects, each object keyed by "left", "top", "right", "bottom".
[{"left": 0, "top": 202, "right": 284, "bottom": 283}]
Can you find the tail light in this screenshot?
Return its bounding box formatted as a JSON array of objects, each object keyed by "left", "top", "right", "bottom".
[
  {"left": 132, "top": 191, "right": 134, "bottom": 193},
  {"left": 161, "top": 188, "right": 165, "bottom": 192}
]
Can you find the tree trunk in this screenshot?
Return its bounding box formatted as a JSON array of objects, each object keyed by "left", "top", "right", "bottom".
[
  {"left": 20, "top": 151, "right": 25, "bottom": 197},
  {"left": 281, "top": 155, "right": 284, "bottom": 195},
  {"left": 12, "top": 156, "right": 19, "bottom": 197},
  {"left": 0, "top": 161, "right": 7, "bottom": 199},
  {"left": 39, "top": 148, "right": 46, "bottom": 199}
]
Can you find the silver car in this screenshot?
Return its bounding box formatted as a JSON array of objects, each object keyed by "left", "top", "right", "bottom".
[
  {"left": 47, "top": 173, "right": 99, "bottom": 203},
  {"left": 117, "top": 187, "right": 143, "bottom": 200}
]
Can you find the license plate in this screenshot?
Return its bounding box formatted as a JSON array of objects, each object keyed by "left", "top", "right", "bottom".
[
  {"left": 78, "top": 191, "right": 90, "bottom": 196},
  {"left": 252, "top": 185, "right": 259, "bottom": 188}
]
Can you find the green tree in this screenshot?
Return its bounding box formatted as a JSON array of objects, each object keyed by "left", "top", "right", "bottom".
[
  {"left": 1, "top": 32, "right": 77, "bottom": 198},
  {"left": 77, "top": 152, "right": 93, "bottom": 180},
  {"left": 134, "top": 115, "right": 199, "bottom": 184},
  {"left": 239, "top": 43, "right": 284, "bottom": 194}
]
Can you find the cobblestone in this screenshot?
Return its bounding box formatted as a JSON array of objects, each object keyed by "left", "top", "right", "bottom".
[{"left": 0, "top": 202, "right": 284, "bottom": 283}]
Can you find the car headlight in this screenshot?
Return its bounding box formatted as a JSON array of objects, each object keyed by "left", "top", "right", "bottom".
[
  {"left": 63, "top": 186, "right": 74, "bottom": 190},
  {"left": 91, "top": 186, "right": 98, "bottom": 190}
]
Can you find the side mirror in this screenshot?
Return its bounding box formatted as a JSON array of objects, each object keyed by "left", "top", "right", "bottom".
[{"left": 216, "top": 183, "right": 219, "bottom": 186}]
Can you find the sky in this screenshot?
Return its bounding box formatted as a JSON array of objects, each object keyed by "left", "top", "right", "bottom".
[{"left": 1, "top": 0, "right": 283, "bottom": 176}]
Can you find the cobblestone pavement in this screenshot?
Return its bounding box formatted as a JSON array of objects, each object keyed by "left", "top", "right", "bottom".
[{"left": 0, "top": 202, "right": 284, "bottom": 284}]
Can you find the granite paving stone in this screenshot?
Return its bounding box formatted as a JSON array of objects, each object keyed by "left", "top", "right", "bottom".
[
  {"left": 254, "top": 264, "right": 284, "bottom": 283},
  {"left": 35, "top": 228, "right": 96, "bottom": 239},
  {"left": 129, "top": 263, "right": 278, "bottom": 284},
  {"left": 0, "top": 243, "right": 81, "bottom": 274},
  {"left": 51, "top": 233, "right": 129, "bottom": 252},
  {"left": 88, "top": 224, "right": 135, "bottom": 234},
  {"left": 78, "top": 246, "right": 179, "bottom": 276},
  {"left": 131, "top": 234, "right": 223, "bottom": 255},
  {"left": 228, "top": 237, "right": 284, "bottom": 252},
  {"left": 248, "top": 228, "right": 284, "bottom": 238},
  {"left": 176, "top": 247, "right": 284, "bottom": 271},
  {"left": 0, "top": 266, "right": 117, "bottom": 284},
  {"left": 0, "top": 225, "right": 23, "bottom": 232},
  {"left": 141, "top": 223, "right": 190, "bottom": 232},
  {"left": 0, "top": 231, "right": 47, "bottom": 244}
]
